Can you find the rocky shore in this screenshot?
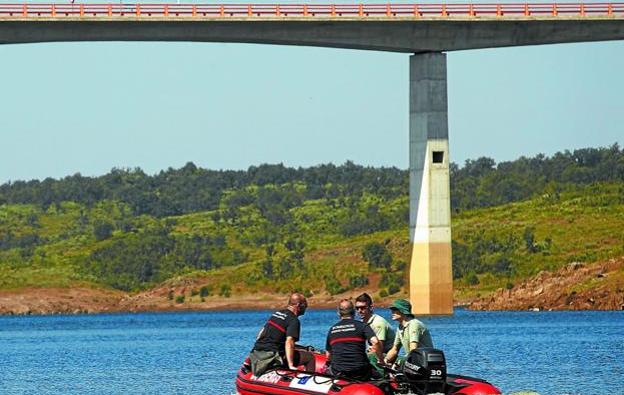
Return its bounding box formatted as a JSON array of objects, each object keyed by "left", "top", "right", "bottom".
[
  {"left": 469, "top": 257, "right": 624, "bottom": 311},
  {"left": 0, "top": 284, "right": 377, "bottom": 316},
  {"left": 2, "top": 257, "right": 623, "bottom": 316}
]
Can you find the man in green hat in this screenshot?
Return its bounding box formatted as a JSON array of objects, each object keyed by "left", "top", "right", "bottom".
[{"left": 383, "top": 299, "right": 434, "bottom": 366}]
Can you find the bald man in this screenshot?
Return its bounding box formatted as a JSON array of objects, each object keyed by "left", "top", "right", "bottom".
[
  {"left": 325, "top": 299, "right": 384, "bottom": 380},
  {"left": 250, "top": 293, "right": 315, "bottom": 376}
]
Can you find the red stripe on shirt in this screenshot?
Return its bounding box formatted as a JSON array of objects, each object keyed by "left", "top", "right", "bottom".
[
  {"left": 329, "top": 337, "right": 365, "bottom": 345},
  {"left": 268, "top": 320, "right": 286, "bottom": 333}
]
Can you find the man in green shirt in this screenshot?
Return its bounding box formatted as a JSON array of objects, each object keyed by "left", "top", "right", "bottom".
[
  {"left": 384, "top": 299, "right": 433, "bottom": 366},
  {"left": 355, "top": 293, "right": 395, "bottom": 375},
  {"left": 355, "top": 293, "right": 395, "bottom": 353}
]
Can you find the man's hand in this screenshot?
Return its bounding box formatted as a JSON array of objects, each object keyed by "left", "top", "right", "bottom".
[{"left": 369, "top": 336, "right": 384, "bottom": 366}]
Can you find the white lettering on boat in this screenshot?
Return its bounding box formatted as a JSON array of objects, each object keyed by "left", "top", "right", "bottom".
[{"left": 253, "top": 371, "right": 282, "bottom": 384}]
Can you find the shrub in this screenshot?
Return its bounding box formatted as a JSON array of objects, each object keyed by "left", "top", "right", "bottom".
[
  {"left": 338, "top": 205, "right": 391, "bottom": 236},
  {"left": 362, "top": 242, "right": 392, "bottom": 270},
  {"left": 393, "top": 260, "right": 407, "bottom": 272},
  {"left": 199, "top": 285, "right": 211, "bottom": 298},
  {"left": 175, "top": 295, "right": 185, "bottom": 304},
  {"left": 324, "top": 276, "right": 345, "bottom": 295},
  {"left": 167, "top": 290, "right": 174, "bottom": 300},
  {"left": 93, "top": 221, "right": 114, "bottom": 241},
  {"left": 523, "top": 226, "right": 537, "bottom": 253},
  {"left": 379, "top": 289, "right": 389, "bottom": 298},
  {"left": 466, "top": 272, "right": 480, "bottom": 286},
  {"left": 387, "top": 284, "right": 400, "bottom": 295},
  {"left": 191, "top": 288, "right": 199, "bottom": 297},
  {"left": 380, "top": 272, "right": 404, "bottom": 289},
  {"left": 349, "top": 275, "right": 369, "bottom": 289},
  {"left": 27, "top": 213, "right": 40, "bottom": 227},
  {"left": 219, "top": 284, "right": 231, "bottom": 298}
]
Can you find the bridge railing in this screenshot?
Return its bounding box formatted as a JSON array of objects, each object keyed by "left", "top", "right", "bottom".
[{"left": 0, "top": 3, "right": 623, "bottom": 18}]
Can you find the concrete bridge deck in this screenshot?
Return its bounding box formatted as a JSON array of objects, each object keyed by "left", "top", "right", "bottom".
[{"left": 1, "top": 3, "right": 624, "bottom": 51}]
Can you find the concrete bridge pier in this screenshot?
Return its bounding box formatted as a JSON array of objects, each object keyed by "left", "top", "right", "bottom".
[{"left": 408, "top": 52, "right": 453, "bottom": 315}]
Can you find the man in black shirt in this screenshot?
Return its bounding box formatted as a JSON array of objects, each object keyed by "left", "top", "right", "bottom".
[
  {"left": 250, "top": 293, "right": 315, "bottom": 376},
  {"left": 325, "top": 299, "right": 384, "bottom": 380}
]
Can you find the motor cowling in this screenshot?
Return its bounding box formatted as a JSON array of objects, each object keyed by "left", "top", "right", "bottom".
[{"left": 402, "top": 348, "right": 447, "bottom": 395}]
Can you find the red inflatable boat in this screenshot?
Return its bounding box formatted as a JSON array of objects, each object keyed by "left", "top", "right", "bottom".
[{"left": 236, "top": 347, "right": 501, "bottom": 395}]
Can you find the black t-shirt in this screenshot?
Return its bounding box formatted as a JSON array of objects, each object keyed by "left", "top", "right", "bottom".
[
  {"left": 325, "top": 318, "right": 376, "bottom": 372},
  {"left": 253, "top": 309, "right": 301, "bottom": 354}
]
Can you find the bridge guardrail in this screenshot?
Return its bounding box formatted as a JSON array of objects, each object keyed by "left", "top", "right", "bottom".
[{"left": 0, "top": 3, "right": 623, "bottom": 18}]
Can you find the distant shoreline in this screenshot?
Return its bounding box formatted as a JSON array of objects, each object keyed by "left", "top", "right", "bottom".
[
  {"left": 1, "top": 285, "right": 622, "bottom": 317},
  {"left": 2, "top": 256, "right": 623, "bottom": 317}
]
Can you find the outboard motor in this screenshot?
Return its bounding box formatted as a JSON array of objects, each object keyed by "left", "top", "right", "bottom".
[{"left": 402, "top": 348, "right": 447, "bottom": 395}]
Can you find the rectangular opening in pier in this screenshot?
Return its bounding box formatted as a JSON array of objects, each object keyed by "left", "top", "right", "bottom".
[{"left": 432, "top": 151, "right": 444, "bottom": 164}]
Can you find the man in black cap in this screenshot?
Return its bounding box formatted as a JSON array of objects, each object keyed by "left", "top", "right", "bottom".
[
  {"left": 249, "top": 292, "right": 315, "bottom": 376},
  {"left": 325, "top": 299, "right": 384, "bottom": 380}
]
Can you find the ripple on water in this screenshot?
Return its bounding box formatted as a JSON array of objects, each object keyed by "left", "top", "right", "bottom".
[{"left": 0, "top": 309, "right": 622, "bottom": 395}]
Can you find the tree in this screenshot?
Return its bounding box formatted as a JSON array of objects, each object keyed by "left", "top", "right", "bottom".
[
  {"left": 261, "top": 245, "right": 276, "bottom": 279},
  {"left": 284, "top": 238, "right": 305, "bottom": 272},
  {"left": 324, "top": 276, "right": 345, "bottom": 295},
  {"left": 199, "top": 285, "right": 212, "bottom": 298},
  {"left": 349, "top": 275, "right": 369, "bottom": 289},
  {"left": 219, "top": 284, "right": 232, "bottom": 298},
  {"left": 362, "top": 242, "right": 392, "bottom": 270},
  {"left": 466, "top": 272, "right": 480, "bottom": 286},
  {"left": 93, "top": 221, "right": 114, "bottom": 241},
  {"left": 523, "top": 226, "right": 537, "bottom": 253}
]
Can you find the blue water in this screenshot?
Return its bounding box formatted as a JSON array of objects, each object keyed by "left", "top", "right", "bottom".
[{"left": 0, "top": 309, "right": 622, "bottom": 395}]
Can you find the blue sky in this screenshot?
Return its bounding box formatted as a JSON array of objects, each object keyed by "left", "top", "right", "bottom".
[{"left": 1, "top": 38, "right": 622, "bottom": 183}]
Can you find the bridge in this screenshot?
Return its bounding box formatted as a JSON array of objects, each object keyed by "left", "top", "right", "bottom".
[
  {"left": 2, "top": 3, "right": 623, "bottom": 314},
  {"left": 2, "top": 3, "right": 624, "bottom": 51}
]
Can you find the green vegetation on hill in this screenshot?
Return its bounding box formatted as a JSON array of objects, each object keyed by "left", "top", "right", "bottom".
[
  {"left": 0, "top": 144, "right": 623, "bottom": 298},
  {"left": 452, "top": 183, "right": 624, "bottom": 299}
]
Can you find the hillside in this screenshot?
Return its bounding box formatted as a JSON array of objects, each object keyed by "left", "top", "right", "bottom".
[
  {"left": 470, "top": 257, "right": 624, "bottom": 311},
  {"left": 1, "top": 145, "right": 623, "bottom": 314}
]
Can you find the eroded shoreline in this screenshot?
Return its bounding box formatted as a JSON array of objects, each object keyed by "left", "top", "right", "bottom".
[{"left": 2, "top": 257, "right": 623, "bottom": 316}]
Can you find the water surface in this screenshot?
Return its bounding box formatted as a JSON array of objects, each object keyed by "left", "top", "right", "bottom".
[{"left": 0, "top": 309, "right": 622, "bottom": 394}]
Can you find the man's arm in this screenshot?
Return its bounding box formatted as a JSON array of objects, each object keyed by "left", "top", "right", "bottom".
[
  {"left": 385, "top": 329, "right": 402, "bottom": 364},
  {"left": 325, "top": 331, "right": 332, "bottom": 364},
  {"left": 369, "top": 336, "right": 384, "bottom": 364},
  {"left": 407, "top": 322, "right": 421, "bottom": 352},
  {"left": 284, "top": 316, "right": 301, "bottom": 370},
  {"left": 285, "top": 336, "right": 297, "bottom": 369},
  {"left": 385, "top": 345, "right": 399, "bottom": 364},
  {"left": 377, "top": 339, "right": 385, "bottom": 353},
  {"left": 372, "top": 320, "right": 387, "bottom": 354}
]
